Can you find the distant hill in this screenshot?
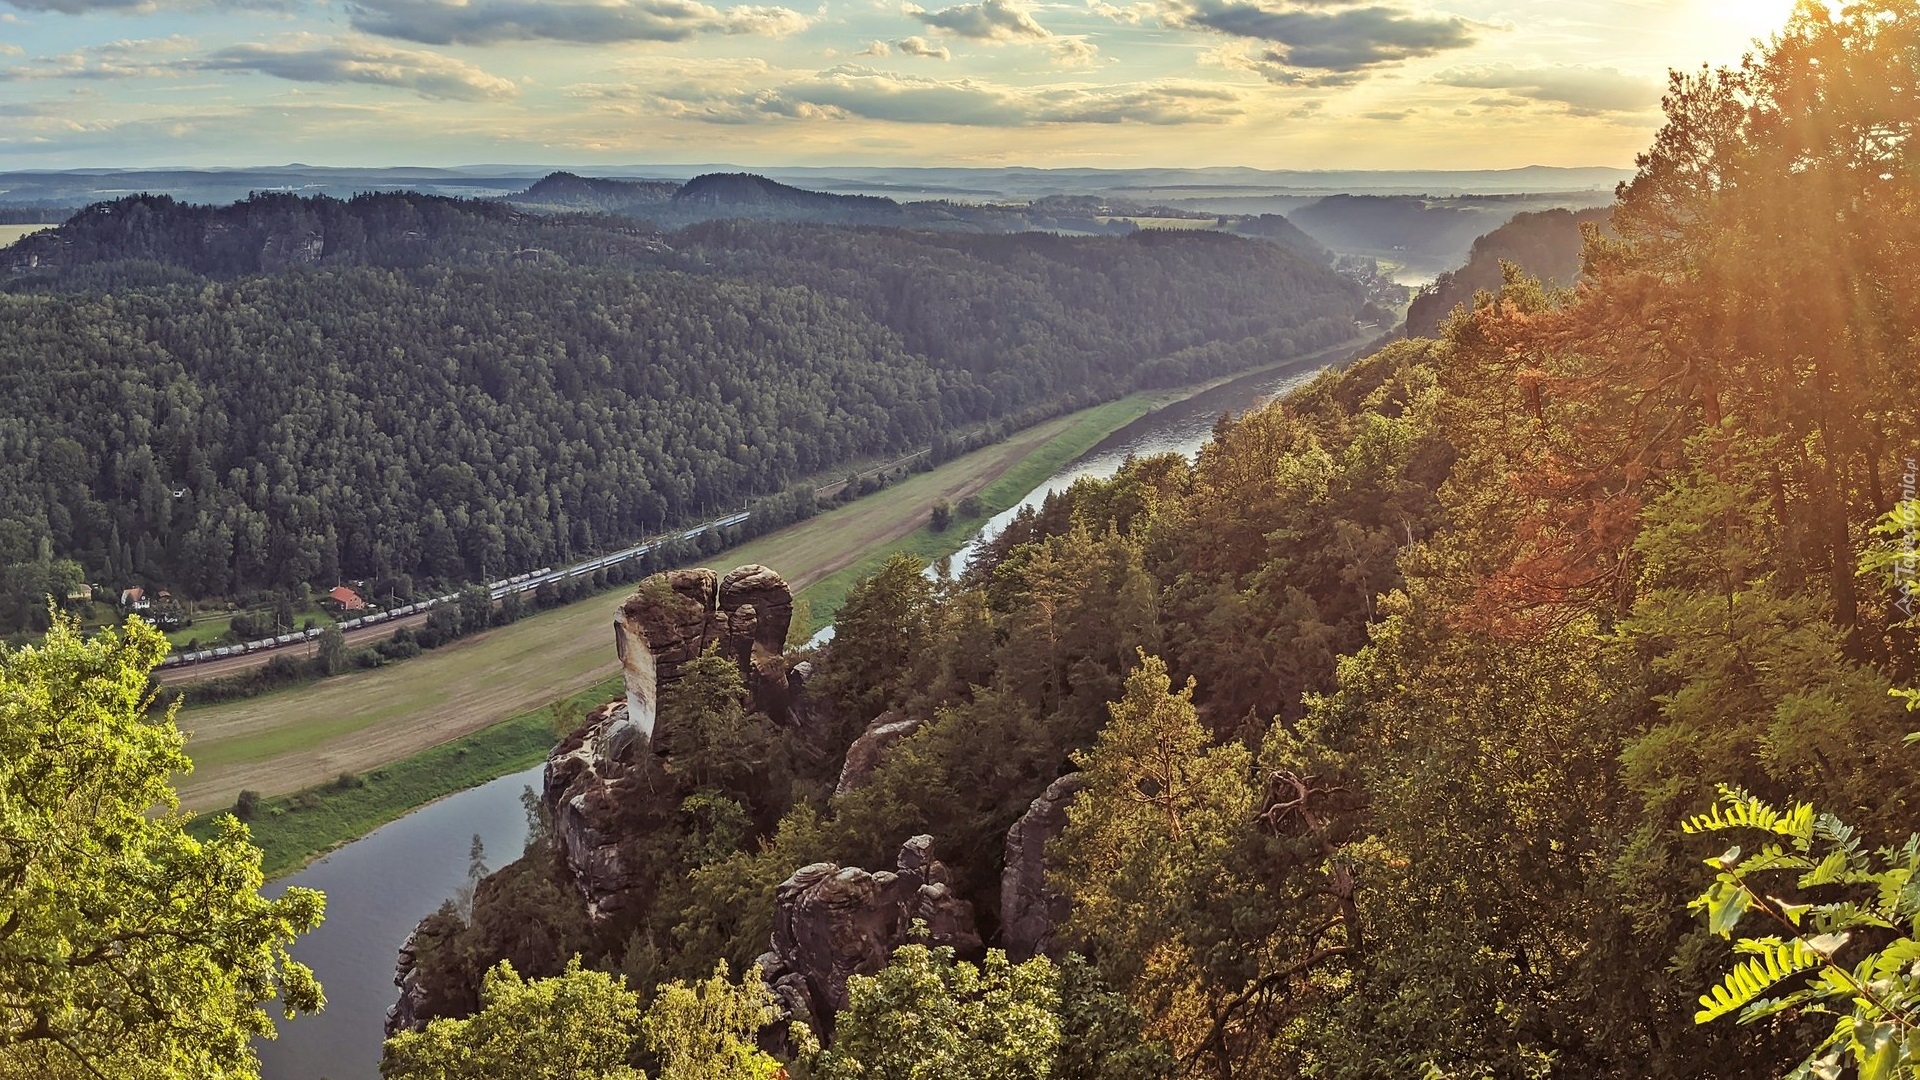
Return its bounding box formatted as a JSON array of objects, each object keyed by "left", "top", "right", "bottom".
[
  {"left": 1405, "top": 207, "right": 1614, "bottom": 337},
  {"left": 1286, "top": 193, "right": 1612, "bottom": 278},
  {"left": 0, "top": 187, "right": 1366, "bottom": 614},
  {"left": 512, "top": 171, "right": 677, "bottom": 215},
  {"left": 673, "top": 172, "right": 903, "bottom": 220},
  {"left": 1225, "top": 214, "right": 1335, "bottom": 265}
]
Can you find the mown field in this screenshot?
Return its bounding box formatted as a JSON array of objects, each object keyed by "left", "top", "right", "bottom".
[{"left": 0, "top": 224, "right": 55, "bottom": 246}]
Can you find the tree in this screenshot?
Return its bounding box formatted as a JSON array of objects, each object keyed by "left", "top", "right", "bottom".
[
  {"left": 381, "top": 958, "right": 642, "bottom": 1080},
  {"left": 316, "top": 623, "right": 347, "bottom": 675},
  {"left": 638, "top": 962, "right": 781, "bottom": 1080},
  {"left": 1051, "top": 654, "right": 1263, "bottom": 1069},
  {"left": 1683, "top": 785, "right": 1920, "bottom": 1079},
  {"left": 929, "top": 500, "right": 952, "bottom": 532},
  {"left": 0, "top": 616, "right": 323, "bottom": 1079},
  {"left": 812, "top": 945, "right": 1060, "bottom": 1080}
]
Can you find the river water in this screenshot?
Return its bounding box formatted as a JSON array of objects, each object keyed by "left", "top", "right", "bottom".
[{"left": 255, "top": 348, "right": 1346, "bottom": 1080}]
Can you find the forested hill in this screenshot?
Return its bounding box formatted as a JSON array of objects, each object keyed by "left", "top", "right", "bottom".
[
  {"left": 0, "top": 192, "right": 1362, "bottom": 630},
  {"left": 1405, "top": 206, "right": 1613, "bottom": 336}
]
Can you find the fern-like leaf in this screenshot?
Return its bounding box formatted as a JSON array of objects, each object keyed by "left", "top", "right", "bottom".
[{"left": 1696, "top": 940, "right": 1828, "bottom": 1023}]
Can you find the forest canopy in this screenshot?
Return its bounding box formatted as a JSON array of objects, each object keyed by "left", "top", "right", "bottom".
[{"left": 0, "top": 198, "right": 1361, "bottom": 630}]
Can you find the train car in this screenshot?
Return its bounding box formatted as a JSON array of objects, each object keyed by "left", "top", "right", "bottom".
[
  {"left": 213, "top": 646, "right": 232, "bottom": 658},
  {"left": 366, "top": 612, "right": 388, "bottom": 625}
]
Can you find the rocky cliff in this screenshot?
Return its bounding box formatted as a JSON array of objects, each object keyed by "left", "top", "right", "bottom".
[{"left": 757, "top": 835, "right": 982, "bottom": 1042}]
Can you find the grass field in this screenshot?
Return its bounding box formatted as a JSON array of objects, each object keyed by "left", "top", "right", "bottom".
[
  {"left": 189, "top": 677, "right": 618, "bottom": 878},
  {"left": 1099, "top": 216, "right": 1220, "bottom": 231},
  {"left": 172, "top": 394, "right": 1168, "bottom": 811},
  {"left": 0, "top": 224, "right": 55, "bottom": 246}
]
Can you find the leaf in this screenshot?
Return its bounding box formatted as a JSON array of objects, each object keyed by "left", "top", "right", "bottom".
[
  {"left": 1695, "top": 939, "right": 1827, "bottom": 1024},
  {"left": 1803, "top": 850, "right": 1854, "bottom": 888},
  {"left": 1701, "top": 880, "right": 1754, "bottom": 938},
  {"left": 1852, "top": 1020, "right": 1900, "bottom": 1080}
]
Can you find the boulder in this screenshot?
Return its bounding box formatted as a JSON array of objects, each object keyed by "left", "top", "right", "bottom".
[
  {"left": 833, "top": 711, "right": 927, "bottom": 799},
  {"left": 1000, "top": 773, "right": 1086, "bottom": 961},
  {"left": 760, "top": 835, "right": 982, "bottom": 1039}
]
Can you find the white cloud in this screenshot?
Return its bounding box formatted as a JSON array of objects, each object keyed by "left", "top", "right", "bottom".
[
  {"left": 1433, "top": 63, "right": 1660, "bottom": 115},
  {"left": 896, "top": 35, "right": 951, "bottom": 59}
]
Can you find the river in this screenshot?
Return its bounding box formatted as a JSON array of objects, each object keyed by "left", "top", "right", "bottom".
[{"left": 255, "top": 350, "right": 1343, "bottom": 1080}]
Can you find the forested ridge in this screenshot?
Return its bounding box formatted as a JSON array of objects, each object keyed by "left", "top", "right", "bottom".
[
  {"left": 1404, "top": 206, "right": 1613, "bottom": 337},
  {"left": 384, "top": 5, "right": 1920, "bottom": 1078},
  {"left": 0, "top": 196, "right": 1361, "bottom": 631}
]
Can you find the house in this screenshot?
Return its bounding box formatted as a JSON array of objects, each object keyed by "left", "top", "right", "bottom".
[
  {"left": 119, "top": 587, "right": 149, "bottom": 610},
  {"left": 326, "top": 586, "right": 368, "bottom": 612}
]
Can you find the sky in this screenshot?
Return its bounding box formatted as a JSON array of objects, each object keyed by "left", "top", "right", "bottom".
[{"left": 0, "top": 0, "right": 1802, "bottom": 169}]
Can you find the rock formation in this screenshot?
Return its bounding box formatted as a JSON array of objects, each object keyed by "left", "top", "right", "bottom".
[
  {"left": 549, "top": 564, "right": 798, "bottom": 922},
  {"left": 385, "top": 933, "right": 426, "bottom": 1037},
  {"left": 1000, "top": 773, "right": 1086, "bottom": 961},
  {"left": 613, "top": 564, "right": 796, "bottom": 739},
  {"left": 757, "top": 835, "right": 982, "bottom": 1040},
  {"left": 832, "top": 711, "right": 927, "bottom": 799}
]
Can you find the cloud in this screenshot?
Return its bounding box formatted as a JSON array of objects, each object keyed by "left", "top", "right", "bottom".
[
  {"left": 1086, "top": 0, "right": 1153, "bottom": 23},
  {"left": 857, "top": 39, "right": 891, "bottom": 55},
  {"left": 198, "top": 35, "right": 519, "bottom": 100},
  {"left": 1433, "top": 63, "right": 1659, "bottom": 115},
  {"left": 574, "top": 64, "right": 1245, "bottom": 127},
  {"left": 1165, "top": 1, "right": 1476, "bottom": 83},
  {"left": 896, "top": 35, "right": 951, "bottom": 59},
  {"left": 2, "top": 0, "right": 298, "bottom": 12},
  {"left": 0, "top": 41, "right": 22, "bottom": 55},
  {"left": 1361, "top": 107, "right": 1410, "bottom": 120},
  {"left": 345, "top": 0, "right": 809, "bottom": 46},
  {"left": 907, "top": 0, "right": 1050, "bottom": 41},
  {"left": 0, "top": 35, "right": 195, "bottom": 80},
  {"left": 0, "top": 32, "right": 517, "bottom": 101},
  {"left": 1050, "top": 36, "right": 1099, "bottom": 67},
  {"left": 780, "top": 66, "right": 1245, "bottom": 125}
]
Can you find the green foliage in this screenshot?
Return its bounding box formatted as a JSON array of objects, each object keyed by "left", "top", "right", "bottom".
[
  {"left": 1685, "top": 787, "right": 1920, "bottom": 1079},
  {"left": 639, "top": 962, "right": 783, "bottom": 1080},
  {"left": 381, "top": 958, "right": 643, "bottom": 1080},
  {"left": 0, "top": 616, "right": 323, "bottom": 1079},
  {"left": 811, "top": 945, "right": 1061, "bottom": 1080}
]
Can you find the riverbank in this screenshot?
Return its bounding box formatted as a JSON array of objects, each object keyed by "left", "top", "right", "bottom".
[{"left": 199, "top": 339, "right": 1366, "bottom": 876}]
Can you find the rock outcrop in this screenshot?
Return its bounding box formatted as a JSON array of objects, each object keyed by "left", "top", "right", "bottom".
[
  {"left": 1000, "top": 773, "right": 1086, "bottom": 961},
  {"left": 549, "top": 565, "right": 798, "bottom": 922},
  {"left": 757, "top": 835, "right": 982, "bottom": 1039},
  {"left": 385, "top": 933, "right": 426, "bottom": 1037},
  {"left": 833, "top": 711, "right": 927, "bottom": 799},
  {"left": 613, "top": 564, "right": 796, "bottom": 738},
  {"left": 543, "top": 699, "right": 660, "bottom": 922}
]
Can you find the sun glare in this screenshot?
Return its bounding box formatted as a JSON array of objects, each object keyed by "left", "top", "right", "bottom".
[{"left": 1684, "top": 0, "right": 1806, "bottom": 61}]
